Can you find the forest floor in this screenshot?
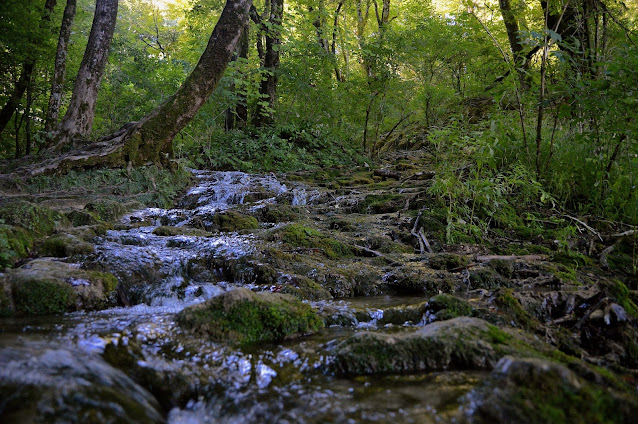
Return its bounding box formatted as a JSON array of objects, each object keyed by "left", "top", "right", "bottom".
[{"left": 1, "top": 150, "right": 637, "bottom": 422}]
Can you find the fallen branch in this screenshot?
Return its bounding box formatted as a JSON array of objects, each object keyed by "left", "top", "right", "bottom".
[
  {"left": 475, "top": 254, "right": 549, "bottom": 262},
  {"left": 373, "top": 168, "right": 401, "bottom": 180},
  {"left": 563, "top": 214, "right": 603, "bottom": 241},
  {"left": 419, "top": 228, "right": 433, "bottom": 254},
  {"left": 353, "top": 244, "right": 399, "bottom": 265}
]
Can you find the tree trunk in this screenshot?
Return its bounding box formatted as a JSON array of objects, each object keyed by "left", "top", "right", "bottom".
[
  {"left": 498, "top": 0, "right": 530, "bottom": 89},
  {"left": 0, "top": 62, "right": 35, "bottom": 135},
  {"left": 254, "top": 0, "right": 283, "bottom": 127},
  {"left": 45, "top": 0, "right": 77, "bottom": 134},
  {"left": 54, "top": 0, "right": 118, "bottom": 144},
  {"left": 3, "top": 0, "right": 253, "bottom": 179}
]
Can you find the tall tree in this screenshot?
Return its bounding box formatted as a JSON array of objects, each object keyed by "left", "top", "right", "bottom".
[
  {"left": 45, "top": 0, "right": 77, "bottom": 133},
  {"left": 498, "top": 0, "right": 530, "bottom": 88},
  {"left": 0, "top": 0, "right": 57, "bottom": 135},
  {"left": 254, "top": 0, "right": 283, "bottom": 126},
  {"left": 53, "top": 0, "right": 118, "bottom": 145}
]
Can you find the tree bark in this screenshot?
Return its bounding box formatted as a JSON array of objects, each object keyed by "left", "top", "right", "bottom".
[
  {"left": 254, "top": 0, "right": 283, "bottom": 127},
  {"left": 0, "top": 62, "right": 35, "bottom": 135},
  {"left": 54, "top": 0, "right": 118, "bottom": 144},
  {"left": 45, "top": 0, "right": 77, "bottom": 134},
  {"left": 498, "top": 0, "right": 530, "bottom": 89}
]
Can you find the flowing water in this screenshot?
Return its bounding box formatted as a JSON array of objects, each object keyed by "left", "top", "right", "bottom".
[{"left": 0, "top": 171, "right": 480, "bottom": 423}]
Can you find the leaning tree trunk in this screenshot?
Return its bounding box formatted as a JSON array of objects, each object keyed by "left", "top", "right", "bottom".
[
  {"left": 45, "top": 0, "right": 77, "bottom": 134},
  {"left": 53, "top": 0, "right": 118, "bottom": 145},
  {"left": 254, "top": 0, "right": 283, "bottom": 127},
  {"left": 5, "top": 0, "right": 253, "bottom": 179}
]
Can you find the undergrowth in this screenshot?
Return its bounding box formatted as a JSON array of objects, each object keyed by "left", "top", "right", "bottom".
[{"left": 176, "top": 123, "right": 367, "bottom": 172}]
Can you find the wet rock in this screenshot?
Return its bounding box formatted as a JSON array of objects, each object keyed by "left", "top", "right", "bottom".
[
  {"left": 152, "top": 225, "right": 211, "bottom": 237},
  {"left": 176, "top": 287, "right": 324, "bottom": 344},
  {"left": 459, "top": 356, "right": 638, "bottom": 424},
  {"left": 276, "top": 274, "right": 332, "bottom": 301},
  {"left": 102, "top": 339, "right": 196, "bottom": 411},
  {"left": 0, "top": 345, "right": 164, "bottom": 423},
  {"left": 39, "top": 233, "right": 95, "bottom": 257},
  {"left": 490, "top": 288, "right": 538, "bottom": 330},
  {"left": 330, "top": 317, "right": 525, "bottom": 376},
  {"left": 2, "top": 258, "right": 117, "bottom": 314},
  {"left": 0, "top": 280, "right": 14, "bottom": 316}
]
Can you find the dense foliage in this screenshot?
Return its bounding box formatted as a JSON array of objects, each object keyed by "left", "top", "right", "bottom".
[{"left": 1, "top": 0, "right": 636, "bottom": 231}]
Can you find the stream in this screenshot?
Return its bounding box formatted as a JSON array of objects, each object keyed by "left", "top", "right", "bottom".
[{"left": 0, "top": 170, "right": 483, "bottom": 423}]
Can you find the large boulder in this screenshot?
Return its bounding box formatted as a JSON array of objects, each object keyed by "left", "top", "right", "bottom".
[
  {"left": 0, "top": 346, "right": 164, "bottom": 423},
  {"left": 176, "top": 287, "right": 324, "bottom": 344}
]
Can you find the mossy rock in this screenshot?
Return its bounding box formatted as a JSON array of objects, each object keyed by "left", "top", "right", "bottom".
[
  {"left": 383, "top": 263, "right": 458, "bottom": 295},
  {"left": 254, "top": 204, "right": 300, "bottom": 223},
  {"left": 85, "top": 199, "right": 143, "bottom": 222},
  {"left": 278, "top": 274, "right": 332, "bottom": 301},
  {"left": 0, "top": 224, "right": 34, "bottom": 268},
  {"left": 427, "top": 253, "right": 470, "bottom": 270},
  {"left": 427, "top": 293, "right": 474, "bottom": 320},
  {"left": 5, "top": 259, "right": 118, "bottom": 315},
  {"left": 39, "top": 234, "right": 95, "bottom": 257},
  {"left": 152, "top": 226, "right": 211, "bottom": 237},
  {"left": 469, "top": 267, "right": 510, "bottom": 290},
  {"left": 0, "top": 280, "right": 15, "bottom": 316},
  {"left": 605, "top": 236, "right": 637, "bottom": 276},
  {"left": 65, "top": 210, "right": 100, "bottom": 226},
  {"left": 364, "top": 235, "right": 413, "bottom": 254},
  {"left": 327, "top": 217, "right": 357, "bottom": 232},
  {"left": 0, "top": 200, "right": 69, "bottom": 236},
  {"left": 176, "top": 288, "right": 324, "bottom": 344},
  {"left": 268, "top": 224, "right": 353, "bottom": 259},
  {"left": 461, "top": 356, "right": 638, "bottom": 424},
  {"left": 330, "top": 317, "right": 531, "bottom": 376},
  {"left": 491, "top": 288, "right": 538, "bottom": 330},
  {"left": 208, "top": 210, "right": 259, "bottom": 232},
  {"left": 359, "top": 194, "right": 405, "bottom": 214},
  {"left": 601, "top": 279, "right": 638, "bottom": 317}
]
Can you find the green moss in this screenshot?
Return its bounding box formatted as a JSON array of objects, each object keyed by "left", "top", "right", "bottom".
[
  {"left": 359, "top": 194, "right": 405, "bottom": 214},
  {"left": 485, "top": 324, "right": 512, "bottom": 344},
  {"left": 0, "top": 224, "right": 34, "bottom": 268},
  {"left": 210, "top": 211, "right": 259, "bottom": 232},
  {"left": 256, "top": 204, "right": 300, "bottom": 223},
  {"left": 90, "top": 271, "right": 118, "bottom": 296},
  {"left": 0, "top": 200, "right": 68, "bottom": 236},
  {"left": 553, "top": 251, "right": 592, "bottom": 267},
  {"left": 271, "top": 224, "right": 353, "bottom": 259},
  {"left": 604, "top": 280, "right": 638, "bottom": 317},
  {"left": 85, "top": 199, "right": 140, "bottom": 222},
  {"left": 493, "top": 288, "right": 537, "bottom": 329},
  {"left": 13, "top": 279, "right": 76, "bottom": 315},
  {"left": 39, "top": 234, "right": 94, "bottom": 257},
  {"left": 0, "top": 282, "right": 14, "bottom": 316},
  {"left": 428, "top": 253, "right": 470, "bottom": 270},
  {"left": 152, "top": 226, "right": 211, "bottom": 237},
  {"left": 176, "top": 288, "right": 324, "bottom": 344},
  {"left": 65, "top": 210, "right": 100, "bottom": 227},
  {"left": 428, "top": 294, "right": 474, "bottom": 319}
]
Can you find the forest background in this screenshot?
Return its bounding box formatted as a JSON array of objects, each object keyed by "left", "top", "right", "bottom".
[{"left": 0, "top": 0, "right": 636, "bottom": 247}]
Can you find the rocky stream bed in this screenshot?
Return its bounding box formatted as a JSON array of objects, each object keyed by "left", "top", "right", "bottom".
[{"left": 1, "top": 155, "right": 637, "bottom": 423}]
